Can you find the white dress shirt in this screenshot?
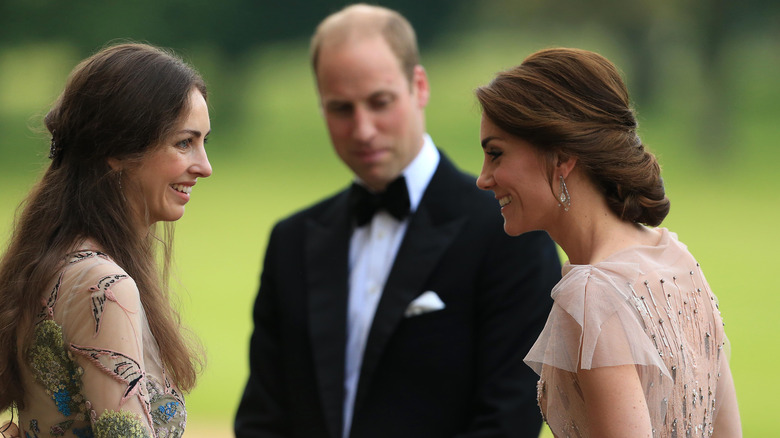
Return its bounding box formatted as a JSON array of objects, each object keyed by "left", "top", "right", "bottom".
[{"left": 342, "top": 135, "right": 440, "bottom": 438}]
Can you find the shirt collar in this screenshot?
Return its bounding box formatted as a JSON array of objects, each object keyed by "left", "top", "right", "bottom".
[{"left": 402, "top": 134, "right": 439, "bottom": 213}]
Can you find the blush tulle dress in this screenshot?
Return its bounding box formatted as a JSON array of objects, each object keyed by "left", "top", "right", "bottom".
[{"left": 525, "top": 228, "right": 735, "bottom": 437}]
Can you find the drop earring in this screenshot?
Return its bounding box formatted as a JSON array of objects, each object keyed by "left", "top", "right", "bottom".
[{"left": 558, "top": 175, "right": 571, "bottom": 211}]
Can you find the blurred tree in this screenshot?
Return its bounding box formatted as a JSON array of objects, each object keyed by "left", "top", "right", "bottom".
[
  {"left": 1, "top": 0, "right": 777, "bottom": 160},
  {"left": 0, "top": 0, "right": 461, "bottom": 55},
  {"left": 454, "top": 0, "right": 780, "bottom": 157}
]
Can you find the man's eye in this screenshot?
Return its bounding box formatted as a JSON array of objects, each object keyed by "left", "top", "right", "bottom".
[
  {"left": 327, "top": 104, "right": 353, "bottom": 115},
  {"left": 371, "top": 97, "right": 393, "bottom": 110}
]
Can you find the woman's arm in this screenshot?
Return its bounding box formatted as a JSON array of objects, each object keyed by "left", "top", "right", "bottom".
[
  {"left": 60, "top": 263, "right": 154, "bottom": 437},
  {"left": 0, "top": 421, "right": 19, "bottom": 438},
  {"left": 578, "top": 364, "right": 653, "bottom": 438},
  {"left": 712, "top": 358, "right": 742, "bottom": 437}
]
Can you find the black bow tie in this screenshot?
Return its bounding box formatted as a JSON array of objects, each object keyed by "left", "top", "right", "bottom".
[{"left": 349, "top": 176, "right": 410, "bottom": 226}]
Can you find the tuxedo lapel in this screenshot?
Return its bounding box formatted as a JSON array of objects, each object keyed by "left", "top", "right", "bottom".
[
  {"left": 305, "top": 191, "right": 352, "bottom": 438},
  {"left": 353, "top": 156, "right": 468, "bottom": 412}
]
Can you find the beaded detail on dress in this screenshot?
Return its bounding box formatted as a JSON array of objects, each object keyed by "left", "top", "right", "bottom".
[
  {"left": 628, "top": 269, "right": 722, "bottom": 437},
  {"left": 525, "top": 229, "right": 729, "bottom": 437}
]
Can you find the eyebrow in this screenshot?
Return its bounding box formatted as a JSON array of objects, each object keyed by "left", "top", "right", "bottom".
[
  {"left": 324, "top": 90, "right": 396, "bottom": 105},
  {"left": 324, "top": 100, "right": 351, "bottom": 109},
  {"left": 370, "top": 90, "right": 395, "bottom": 99},
  {"left": 177, "top": 129, "right": 210, "bottom": 138},
  {"left": 481, "top": 136, "right": 498, "bottom": 149}
]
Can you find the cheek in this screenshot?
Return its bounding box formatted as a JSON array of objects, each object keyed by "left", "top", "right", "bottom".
[
  {"left": 492, "top": 167, "right": 511, "bottom": 188},
  {"left": 499, "top": 168, "right": 536, "bottom": 198},
  {"left": 154, "top": 154, "right": 189, "bottom": 183},
  {"left": 326, "top": 119, "right": 352, "bottom": 140},
  {"left": 379, "top": 106, "right": 407, "bottom": 132}
]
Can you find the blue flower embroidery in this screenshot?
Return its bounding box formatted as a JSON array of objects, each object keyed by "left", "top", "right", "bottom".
[
  {"left": 73, "top": 426, "right": 95, "bottom": 438},
  {"left": 157, "top": 401, "right": 179, "bottom": 422},
  {"left": 28, "top": 321, "right": 85, "bottom": 420},
  {"left": 53, "top": 388, "right": 72, "bottom": 416}
]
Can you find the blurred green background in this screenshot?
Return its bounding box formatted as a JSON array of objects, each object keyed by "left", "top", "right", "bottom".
[{"left": 1, "top": 1, "right": 778, "bottom": 436}]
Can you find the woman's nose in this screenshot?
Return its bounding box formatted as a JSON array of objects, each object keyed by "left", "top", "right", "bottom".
[{"left": 476, "top": 167, "right": 493, "bottom": 191}]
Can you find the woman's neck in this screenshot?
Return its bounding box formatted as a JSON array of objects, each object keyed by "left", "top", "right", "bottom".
[{"left": 550, "top": 177, "right": 659, "bottom": 265}]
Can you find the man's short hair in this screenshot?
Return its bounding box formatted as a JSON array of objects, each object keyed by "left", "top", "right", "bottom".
[{"left": 310, "top": 3, "right": 420, "bottom": 84}]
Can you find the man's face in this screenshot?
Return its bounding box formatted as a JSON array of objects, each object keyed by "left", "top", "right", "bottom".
[{"left": 316, "top": 35, "right": 429, "bottom": 192}]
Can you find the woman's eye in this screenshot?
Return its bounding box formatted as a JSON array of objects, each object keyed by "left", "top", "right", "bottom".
[
  {"left": 176, "top": 139, "right": 192, "bottom": 149},
  {"left": 486, "top": 150, "right": 502, "bottom": 161}
]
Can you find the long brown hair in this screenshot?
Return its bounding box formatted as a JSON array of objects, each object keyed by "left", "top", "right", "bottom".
[
  {"left": 0, "top": 43, "right": 205, "bottom": 411},
  {"left": 476, "top": 48, "right": 670, "bottom": 226}
]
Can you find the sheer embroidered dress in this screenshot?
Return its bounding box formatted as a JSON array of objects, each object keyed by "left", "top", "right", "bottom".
[
  {"left": 17, "top": 249, "right": 186, "bottom": 438},
  {"left": 525, "top": 229, "right": 734, "bottom": 437}
]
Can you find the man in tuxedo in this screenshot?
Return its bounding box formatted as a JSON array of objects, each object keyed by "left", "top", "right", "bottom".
[{"left": 235, "top": 4, "right": 561, "bottom": 438}]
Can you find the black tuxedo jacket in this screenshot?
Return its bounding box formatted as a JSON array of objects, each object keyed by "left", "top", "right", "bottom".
[{"left": 235, "top": 153, "right": 561, "bottom": 438}]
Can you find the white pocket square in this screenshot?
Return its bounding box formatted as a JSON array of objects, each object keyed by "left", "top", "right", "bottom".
[{"left": 404, "top": 290, "right": 445, "bottom": 318}]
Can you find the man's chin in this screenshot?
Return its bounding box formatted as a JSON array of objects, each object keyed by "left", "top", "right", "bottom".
[{"left": 355, "top": 170, "right": 398, "bottom": 192}]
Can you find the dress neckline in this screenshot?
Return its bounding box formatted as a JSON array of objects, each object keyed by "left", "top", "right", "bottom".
[{"left": 561, "top": 227, "right": 673, "bottom": 276}]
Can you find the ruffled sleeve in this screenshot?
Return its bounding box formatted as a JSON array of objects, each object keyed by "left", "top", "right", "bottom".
[
  {"left": 524, "top": 262, "right": 671, "bottom": 379},
  {"left": 54, "top": 255, "right": 154, "bottom": 436}
]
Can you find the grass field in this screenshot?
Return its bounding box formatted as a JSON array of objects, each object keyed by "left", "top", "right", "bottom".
[{"left": 1, "top": 30, "right": 778, "bottom": 436}]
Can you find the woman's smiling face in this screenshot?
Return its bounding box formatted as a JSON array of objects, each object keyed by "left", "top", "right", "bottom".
[
  {"left": 126, "top": 87, "right": 212, "bottom": 227},
  {"left": 476, "top": 115, "right": 556, "bottom": 236}
]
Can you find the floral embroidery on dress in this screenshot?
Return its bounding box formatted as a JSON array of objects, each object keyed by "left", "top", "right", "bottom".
[
  {"left": 27, "top": 320, "right": 88, "bottom": 421},
  {"left": 93, "top": 410, "right": 150, "bottom": 438},
  {"left": 88, "top": 274, "right": 130, "bottom": 336},
  {"left": 21, "top": 249, "right": 186, "bottom": 438},
  {"left": 50, "top": 419, "right": 74, "bottom": 436},
  {"left": 146, "top": 375, "right": 186, "bottom": 438},
  {"left": 68, "top": 251, "right": 110, "bottom": 265},
  {"left": 69, "top": 345, "right": 146, "bottom": 407},
  {"left": 35, "top": 272, "right": 63, "bottom": 322},
  {"left": 26, "top": 419, "right": 40, "bottom": 438},
  {"left": 72, "top": 425, "right": 95, "bottom": 438}
]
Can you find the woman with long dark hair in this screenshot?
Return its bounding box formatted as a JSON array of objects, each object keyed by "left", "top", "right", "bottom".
[{"left": 0, "top": 42, "right": 211, "bottom": 437}]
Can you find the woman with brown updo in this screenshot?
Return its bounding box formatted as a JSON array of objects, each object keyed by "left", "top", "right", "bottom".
[
  {"left": 475, "top": 48, "right": 741, "bottom": 437},
  {"left": 0, "top": 43, "right": 211, "bottom": 437}
]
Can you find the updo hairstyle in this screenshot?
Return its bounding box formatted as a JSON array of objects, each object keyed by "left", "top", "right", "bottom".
[{"left": 476, "top": 48, "right": 670, "bottom": 226}]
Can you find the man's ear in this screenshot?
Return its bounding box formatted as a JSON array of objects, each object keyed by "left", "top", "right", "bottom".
[{"left": 412, "top": 65, "right": 430, "bottom": 109}]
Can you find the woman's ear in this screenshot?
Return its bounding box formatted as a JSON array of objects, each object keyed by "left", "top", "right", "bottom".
[
  {"left": 107, "top": 157, "right": 121, "bottom": 171},
  {"left": 555, "top": 154, "right": 577, "bottom": 179}
]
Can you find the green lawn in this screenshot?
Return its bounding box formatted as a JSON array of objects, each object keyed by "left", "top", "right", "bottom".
[{"left": 1, "top": 32, "right": 777, "bottom": 436}]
